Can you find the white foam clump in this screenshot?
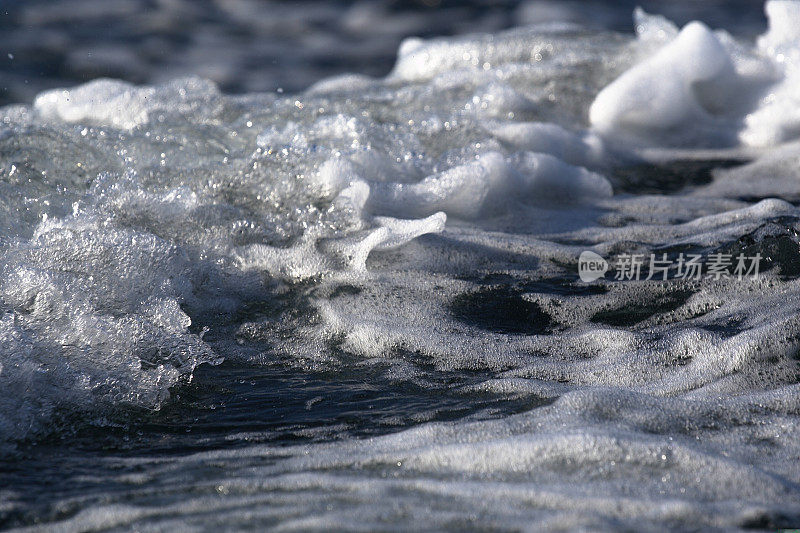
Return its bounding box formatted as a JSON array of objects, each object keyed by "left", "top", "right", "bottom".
[
  {"left": 488, "top": 122, "right": 605, "bottom": 168},
  {"left": 632, "top": 6, "right": 679, "bottom": 44},
  {"left": 758, "top": 0, "right": 800, "bottom": 60},
  {"left": 33, "top": 76, "right": 222, "bottom": 129},
  {"left": 236, "top": 209, "right": 446, "bottom": 278},
  {"left": 236, "top": 160, "right": 446, "bottom": 278},
  {"left": 369, "top": 151, "right": 611, "bottom": 220},
  {"left": 590, "top": 20, "right": 743, "bottom": 144},
  {"left": 591, "top": 1, "right": 800, "bottom": 149},
  {"left": 740, "top": 0, "right": 800, "bottom": 146}
]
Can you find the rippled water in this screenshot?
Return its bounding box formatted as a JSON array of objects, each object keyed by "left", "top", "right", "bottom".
[{"left": 2, "top": 1, "right": 800, "bottom": 531}]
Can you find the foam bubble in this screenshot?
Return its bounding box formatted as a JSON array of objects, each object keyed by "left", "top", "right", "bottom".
[
  {"left": 590, "top": 20, "right": 740, "bottom": 144},
  {"left": 34, "top": 77, "right": 222, "bottom": 130}
]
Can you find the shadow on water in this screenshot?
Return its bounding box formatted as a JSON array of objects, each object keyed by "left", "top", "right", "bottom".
[
  {"left": 610, "top": 158, "right": 750, "bottom": 194},
  {"left": 0, "top": 358, "right": 551, "bottom": 528}
]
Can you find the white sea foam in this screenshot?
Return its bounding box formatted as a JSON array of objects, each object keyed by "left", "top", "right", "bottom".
[{"left": 3, "top": 1, "right": 800, "bottom": 530}]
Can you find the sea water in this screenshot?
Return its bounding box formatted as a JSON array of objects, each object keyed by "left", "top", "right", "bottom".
[{"left": 2, "top": 1, "right": 800, "bottom": 530}]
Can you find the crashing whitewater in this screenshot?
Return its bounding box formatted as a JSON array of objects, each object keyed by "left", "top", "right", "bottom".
[{"left": 3, "top": 1, "right": 800, "bottom": 530}]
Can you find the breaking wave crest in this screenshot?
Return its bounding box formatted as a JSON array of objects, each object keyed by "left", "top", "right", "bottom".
[{"left": 3, "top": 1, "right": 800, "bottom": 529}]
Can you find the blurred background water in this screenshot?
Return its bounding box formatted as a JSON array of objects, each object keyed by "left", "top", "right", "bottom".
[{"left": 0, "top": 0, "right": 768, "bottom": 106}]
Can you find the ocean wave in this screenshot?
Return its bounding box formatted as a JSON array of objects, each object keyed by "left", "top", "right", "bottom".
[{"left": 2, "top": 1, "right": 800, "bottom": 529}]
